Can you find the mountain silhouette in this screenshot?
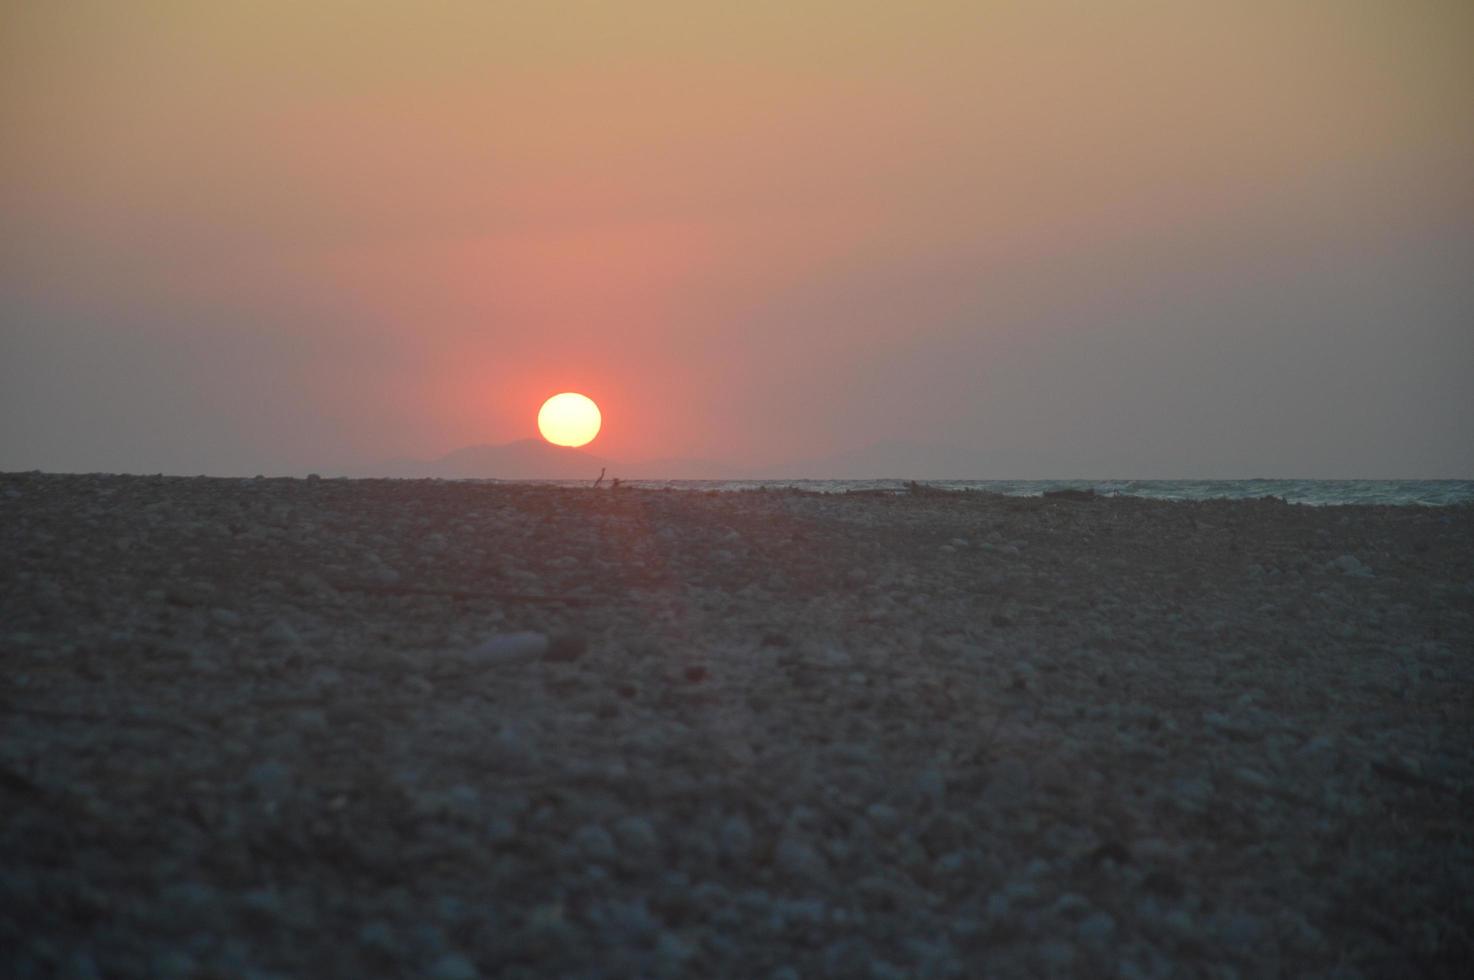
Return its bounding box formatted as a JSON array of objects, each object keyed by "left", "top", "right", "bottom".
[
  {"left": 343, "top": 440, "right": 747, "bottom": 481},
  {"left": 343, "top": 438, "right": 1080, "bottom": 481},
  {"left": 760, "top": 439, "right": 1063, "bottom": 480},
  {"left": 345, "top": 439, "right": 610, "bottom": 480}
]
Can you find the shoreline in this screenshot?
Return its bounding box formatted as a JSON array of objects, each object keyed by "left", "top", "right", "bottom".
[
  {"left": 7, "top": 469, "right": 1474, "bottom": 508},
  {"left": 3, "top": 472, "right": 1471, "bottom": 976}
]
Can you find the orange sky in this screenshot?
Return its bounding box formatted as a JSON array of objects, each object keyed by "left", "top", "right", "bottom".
[{"left": 3, "top": 2, "right": 1472, "bottom": 475}]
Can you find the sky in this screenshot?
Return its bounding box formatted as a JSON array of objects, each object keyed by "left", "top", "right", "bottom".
[{"left": 3, "top": 1, "right": 1472, "bottom": 478}]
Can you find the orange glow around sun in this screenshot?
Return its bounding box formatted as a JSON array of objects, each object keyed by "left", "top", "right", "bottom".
[{"left": 537, "top": 392, "right": 602, "bottom": 447}]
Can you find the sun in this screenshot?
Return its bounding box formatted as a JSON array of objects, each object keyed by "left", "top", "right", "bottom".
[{"left": 537, "top": 392, "right": 602, "bottom": 448}]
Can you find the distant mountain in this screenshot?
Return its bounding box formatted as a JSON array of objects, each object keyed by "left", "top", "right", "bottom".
[
  {"left": 342, "top": 437, "right": 1085, "bottom": 482},
  {"left": 344, "top": 439, "right": 611, "bottom": 480},
  {"left": 617, "top": 457, "right": 747, "bottom": 480},
  {"left": 761, "top": 439, "right": 1067, "bottom": 480},
  {"left": 341, "top": 440, "right": 747, "bottom": 481}
]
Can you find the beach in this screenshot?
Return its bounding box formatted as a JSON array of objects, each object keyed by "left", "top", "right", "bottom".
[{"left": 2, "top": 472, "right": 1471, "bottom": 977}]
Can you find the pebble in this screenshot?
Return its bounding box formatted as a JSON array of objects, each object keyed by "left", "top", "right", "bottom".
[
  {"left": 572, "top": 824, "right": 618, "bottom": 864},
  {"left": 1039, "top": 941, "right": 1076, "bottom": 970},
  {"left": 865, "top": 803, "right": 902, "bottom": 835},
  {"left": 1328, "top": 554, "right": 1373, "bottom": 577},
  {"left": 209, "top": 608, "right": 242, "bottom": 627},
  {"left": 1077, "top": 911, "right": 1117, "bottom": 947},
  {"left": 358, "top": 921, "right": 398, "bottom": 953},
  {"left": 544, "top": 632, "right": 588, "bottom": 662},
  {"left": 261, "top": 619, "right": 301, "bottom": 648},
  {"left": 465, "top": 631, "right": 549, "bottom": 666},
  {"left": 614, "top": 815, "right": 660, "bottom": 858},
  {"left": 654, "top": 931, "right": 696, "bottom": 975},
  {"left": 247, "top": 760, "right": 293, "bottom": 800},
  {"left": 166, "top": 581, "right": 216, "bottom": 607},
  {"left": 427, "top": 952, "right": 480, "bottom": 980},
  {"left": 914, "top": 768, "right": 947, "bottom": 807},
  {"left": 719, "top": 814, "right": 755, "bottom": 862},
  {"left": 773, "top": 834, "right": 829, "bottom": 881}
]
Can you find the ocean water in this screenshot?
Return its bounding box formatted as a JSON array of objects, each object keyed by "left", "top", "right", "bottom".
[{"left": 547, "top": 478, "right": 1474, "bottom": 507}]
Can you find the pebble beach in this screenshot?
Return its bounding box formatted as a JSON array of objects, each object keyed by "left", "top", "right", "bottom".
[{"left": 2, "top": 472, "right": 1471, "bottom": 978}]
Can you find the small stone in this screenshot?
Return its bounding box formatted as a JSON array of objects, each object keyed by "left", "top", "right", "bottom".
[
  {"left": 153, "top": 951, "right": 198, "bottom": 979},
  {"left": 240, "top": 887, "right": 285, "bottom": 922},
  {"left": 166, "top": 581, "right": 216, "bottom": 607},
  {"left": 914, "top": 768, "right": 946, "bottom": 806},
  {"left": 573, "top": 824, "right": 617, "bottom": 864},
  {"left": 209, "top": 608, "right": 242, "bottom": 627},
  {"left": 1203, "top": 711, "right": 1258, "bottom": 742},
  {"left": 1077, "top": 911, "right": 1117, "bottom": 947},
  {"left": 866, "top": 803, "right": 901, "bottom": 835},
  {"left": 935, "top": 851, "right": 967, "bottom": 874},
  {"left": 490, "top": 726, "right": 537, "bottom": 771},
  {"left": 823, "top": 937, "right": 875, "bottom": 976},
  {"left": 870, "top": 961, "right": 909, "bottom": 980},
  {"left": 1232, "top": 767, "right": 1270, "bottom": 790},
  {"left": 465, "top": 632, "right": 549, "bottom": 667},
  {"left": 261, "top": 619, "right": 301, "bottom": 648},
  {"left": 519, "top": 903, "right": 577, "bottom": 956},
  {"left": 1039, "top": 941, "right": 1076, "bottom": 969},
  {"left": 295, "top": 571, "right": 331, "bottom": 595},
  {"left": 614, "top": 815, "right": 660, "bottom": 858},
  {"left": 486, "top": 815, "right": 518, "bottom": 844},
  {"left": 64, "top": 952, "right": 103, "bottom": 980},
  {"left": 774, "top": 833, "right": 828, "bottom": 880},
  {"left": 654, "top": 931, "right": 696, "bottom": 975},
  {"left": 248, "top": 760, "right": 293, "bottom": 799},
  {"left": 1215, "top": 911, "right": 1267, "bottom": 953},
  {"left": 720, "top": 814, "right": 754, "bottom": 862},
  {"left": 428, "top": 952, "right": 479, "bottom": 980},
  {"left": 1328, "top": 554, "right": 1373, "bottom": 578},
  {"left": 189, "top": 648, "right": 223, "bottom": 674},
  {"left": 543, "top": 632, "right": 588, "bottom": 663},
  {"left": 1052, "top": 893, "right": 1091, "bottom": 917}
]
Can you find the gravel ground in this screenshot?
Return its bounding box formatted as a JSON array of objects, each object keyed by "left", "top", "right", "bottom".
[{"left": 2, "top": 472, "right": 1471, "bottom": 978}]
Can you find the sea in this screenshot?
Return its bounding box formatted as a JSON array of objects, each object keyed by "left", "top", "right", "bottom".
[{"left": 542, "top": 478, "right": 1474, "bottom": 507}]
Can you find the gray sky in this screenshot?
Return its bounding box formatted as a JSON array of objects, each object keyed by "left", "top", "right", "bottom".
[{"left": 4, "top": 2, "right": 1472, "bottom": 478}]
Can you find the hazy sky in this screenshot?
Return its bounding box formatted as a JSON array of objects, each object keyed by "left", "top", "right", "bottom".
[{"left": 3, "top": 1, "right": 1471, "bottom": 477}]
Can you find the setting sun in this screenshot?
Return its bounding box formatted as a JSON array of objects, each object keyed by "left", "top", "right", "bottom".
[{"left": 537, "top": 392, "right": 602, "bottom": 448}]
